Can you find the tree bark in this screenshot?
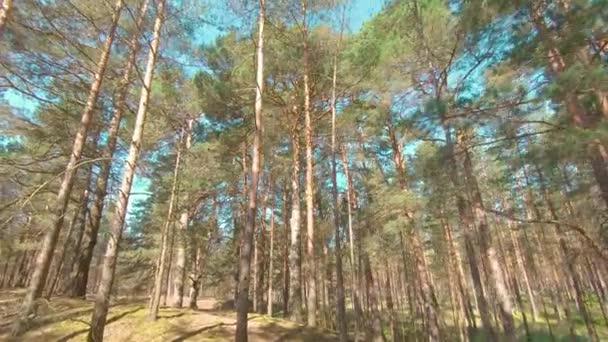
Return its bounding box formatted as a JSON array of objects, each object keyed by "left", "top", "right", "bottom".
[
  {"left": 534, "top": 164, "right": 599, "bottom": 342},
  {"left": 173, "top": 119, "right": 193, "bottom": 308},
  {"left": 461, "top": 139, "right": 516, "bottom": 342},
  {"left": 149, "top": 133, "right": 182, "bottom": 320},
  {"left": 328, "top": 14, "right": 347, "bottom": 340},
  {"left": 70, "top": 0, "right": 150, "bottom": 299},
  {"left": 235, "top": 1, "right": 264, "bottom": 340},
  {"left": 299, "top": 0, "right": 317, "bottom": 327},
  {"left": 288, "top": 129, "right": 303, "bottom": 322},
  {"left": 267, "top": 180, "right": 276, "bottom": 316},
  {"left": 442, "top": 123, "right": 497, "bottom": 340},
  {"left": 87, "top": 1, "right": 164, "bottom": 339},
  {"left": 10, "top": 0, "right": 125, "bottom": 336}
]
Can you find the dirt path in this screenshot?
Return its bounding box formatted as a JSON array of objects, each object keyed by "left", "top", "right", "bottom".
[{"left": 0, "top": 292, "right": 338, "bottom": 341}]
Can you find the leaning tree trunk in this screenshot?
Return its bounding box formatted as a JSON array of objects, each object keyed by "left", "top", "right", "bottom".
[
  {"left": 235, "top": 1, "right": 264, "bottom": 340},
  {"left": 70, "top": 0, "right": 150, "bottom": 299},
  {"left": 87, "top": 1, "right": 164, "bottom": 340},
  {"left": 149, "top": 133, "right": 182, "bottom": 320},
  {"left": 10, "top": 0, "right": 125, "bottom": 336}
]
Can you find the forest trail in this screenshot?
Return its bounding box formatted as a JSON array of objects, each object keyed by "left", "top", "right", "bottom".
[{"left": 0, "top": 290, "right": 338, "bottom": 341}]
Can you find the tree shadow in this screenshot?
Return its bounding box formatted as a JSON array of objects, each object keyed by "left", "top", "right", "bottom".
[{"left": 55, "top": 306, "right": 143, "bottom": 342}]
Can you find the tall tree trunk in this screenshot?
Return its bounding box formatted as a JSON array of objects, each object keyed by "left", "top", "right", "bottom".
[
  {"left": 300, "top": 0, "right": 317, "bottom": 327},
  {"left": 504, "top": 201, "right": 538, "bottom": 322},
  {"left": 70, "top": 0, "right": 150, "bottom": 299},
  {"left": 10, "top": 1, "right": 125, "bottom": 336},
  {"left": 363, "top": 254, "right": 385, "bottom": 342},
  {"left": 234, "top": 148, "right": 248, "bottom": 306},
  {"left": 442, "top": 123, "right": 496, "bottom": 340},
  {"left": 87, "top": 1, "right": 164, "bottom": 339},
  {"left": 149, "top": 133, "right": 182, "bottom": 320},
  {"left": 256, "top": 180, "right": 269, "bottom": 312},
  {"left": 534, "top": 164, "right": 599, "bottom": 342},
  {"left": 328, "top": 13, "right": 347, "bottom": 340},
  {"left": 267, "top": 179, "right": 276, "bottom": 316},
  {"left": 188, "top": 243, "right": 203, "bottom": 310},
  {"left": 340, "top": 144, "right": 361, "bottom": 340},
  {"left": 47, "top": 169, "right": 91, "bottom": 298},
  {"left": 173, "top": 119, "right": 193, "bottom": 308},
  {"left": 235, "top": 1, "right": 264, "bottom": 339},
  {"left": 386, "top": 118, "right": 440, "bottom": 340},
  {"left": 289, "top": 129, "right": 303, "bottom": 322},
  {"left": 461, "top": 139, "right": 516, "bottom": 342},
  {"left": 282, "top": 186, "right": 290, "bottom": 315}
]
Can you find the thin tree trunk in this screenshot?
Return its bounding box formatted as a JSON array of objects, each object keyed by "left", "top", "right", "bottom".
[
  {"left": 70, "top": 0, "right": 150, "bottom": 299},
  {"left": 363, "top": 254, "right": 385, "bottom": 342},
  {"left": 461, "top": 142, "right": 516, "bottom": 342},
  {"left": 299, "top": 0, "right": 317, "bottom": 327},
  {"left": 87, "top": 1, "right": 164, "bottom": 339},
  {"left": 149, "top": 133, "right": 182, "bottom": 320},
  {"left": 256, "top": 180, "right": 269, "bottom": 312},
  {"left": 288, "top": 130, "right": 303, "bottom": 322},
  {"left": 328, "top": 12, "right": 347, "bottom": 339},
  {"left": 282, "top": 186, "right": 290, "bottom": 315},
  {"left": 235, "top": 1, "right": 264, "bottom": 339},
  {"left": 10, "top": 1, "right": 125, "bottom": 336},
  {"left": 173, "top": 119, "right": 194, "bottom": 308},
  {"left": 267, "top": 179, "right": 276, "bottom": 316},
  {"left": 535, "top": 164, "right": 599, "bottom": 342},
  {"left": 442, "top": 124, "right": 496, "bottom": 340},
  {"left": 504, "top": 202, "right": 538, "bottom": 322}
]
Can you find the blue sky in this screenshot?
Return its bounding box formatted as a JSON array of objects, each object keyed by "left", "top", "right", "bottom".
[
  {"left": 128, "top": 0, "right": 386, "bottom": 219},
  {"left": 1, "top": 0, "right": 385, "bottom": 223}
]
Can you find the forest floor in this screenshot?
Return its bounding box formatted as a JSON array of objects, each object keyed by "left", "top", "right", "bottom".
[
  {"left": 0, "top": 288, "right": 607, "bottom": 341},
  {"left": 0, "top": 289, "right": 338, "bottom": 341}
]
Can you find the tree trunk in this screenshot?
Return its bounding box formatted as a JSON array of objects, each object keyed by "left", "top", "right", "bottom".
[
  {"left": 461, "top": 141, "right": 516, "bottom": 342},
  {"left": 235, "top": 1, "right": 264, "bottom": 340},
  {"left": 10, "top": 1, "right": 125, "bottom": 336},
  {"left": 87, "top": 1, "right": 164, "bottom": 339},
  {"left": 442, "top": 124, "right": 496, "bottom": 340},
  {"left": 255, "top": 181, "right": 269, "bottom": 312},
  {"left": 149, "top": 133, "right": 182, "bottom": 320},
  {"left": 288, "top": 129, "right": 303, "bottom": 322},
  {"left": 267, "top": 180, "right": 276, "bottom": 316},
  {"left": 535, "top": 164, "right": 599, "bottom": 342},
  {"left": 173, "top": 119, "right": 193, "bottom": 308},
  {"left": 70, "top": 0, "right": 150, "bottom": 299},
  {"left": 299, "top": 0, "right": 317, "bottom": 328},
  {"left": 340, "top": 144, "right": 362, "bottom": 339},
  {"left": 328, "top": 16, "right": 347, "bottom": 340},
  {"left": 281, "top": 186, "right": 290, "bottom": 315},
  {"left": 363, "top": 254, "right": 385, "bottom": 342}
]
